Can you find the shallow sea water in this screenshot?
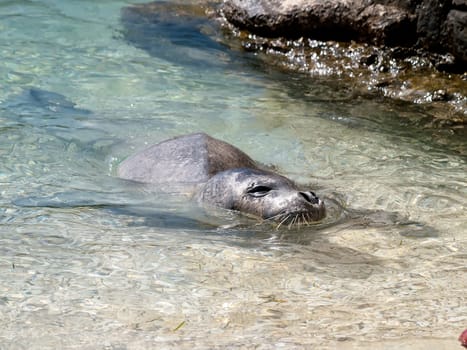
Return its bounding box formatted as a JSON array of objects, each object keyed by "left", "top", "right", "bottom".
[{"left": 0, "top": 1, "right": 466, "bottom": 349}]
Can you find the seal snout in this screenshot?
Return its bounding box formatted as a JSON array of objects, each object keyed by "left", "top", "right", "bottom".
[{"left": 295, "top": 190, "right": 326, "bottom": 223}]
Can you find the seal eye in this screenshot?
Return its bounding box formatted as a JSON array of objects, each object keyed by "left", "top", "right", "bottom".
[{"left": 247, "top": 185, "right": 271, "bottom": 198}]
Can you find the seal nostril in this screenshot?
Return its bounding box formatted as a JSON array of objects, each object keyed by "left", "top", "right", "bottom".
[
  {"left": 299, "top": 191, "right": 314, "bottom": 203},
  {"left": 299, "top": 191, "right": 320, "bottom": 205}
]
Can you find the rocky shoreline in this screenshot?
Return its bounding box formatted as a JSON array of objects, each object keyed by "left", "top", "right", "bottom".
[
  {"left": 219, "top": 0, "right": 466, "bottom": 70},
  {"left": 121, "top": 1, "right": 466, "bottom": 130},
  {"left": 217, "top": 0, "right": 466, "bottom": 126}
]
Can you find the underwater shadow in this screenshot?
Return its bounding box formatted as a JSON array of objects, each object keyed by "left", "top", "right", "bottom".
[{"left": 120, "top": 1, "right": 231, "bottom": 69}]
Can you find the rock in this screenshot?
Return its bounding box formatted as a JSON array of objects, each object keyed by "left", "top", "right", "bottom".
[
  {"left": 119, "top": 1, "right": 466, "bottom": 128},
  {"left": 452, "top": 0, "right": 467, "bottom": 10},
  {"left": 415, "top": 0, "right": 451, "bottom": 52},
  {"left": 442, "top": 10, "right": 467, "bottom": 64},
  {"left": 221, "top": 0, "right": 417, "bottom": 46},
  {"left": 220, "top": 0, "right": 467, "bottom": 65},
  {"left": 360, "top": 4, "right": 417, "bottom": 46}
]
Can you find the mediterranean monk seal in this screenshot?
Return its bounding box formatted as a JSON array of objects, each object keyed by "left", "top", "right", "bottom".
[{"left": 118, "top": 133, "right": 325, "bottom": 225}]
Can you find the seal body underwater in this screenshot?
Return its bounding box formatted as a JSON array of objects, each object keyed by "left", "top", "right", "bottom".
[{"left": 118, "top": 133, "right": 325, "bottom": 224}]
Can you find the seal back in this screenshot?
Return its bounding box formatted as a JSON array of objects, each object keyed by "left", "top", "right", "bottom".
[{"left": 117, "top": 133, "right": 256, "bottom": 184}]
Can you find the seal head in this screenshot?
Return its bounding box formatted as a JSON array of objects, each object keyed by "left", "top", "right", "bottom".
[{"left": 197, "top": 168, "right": 326, "bottom": 224}]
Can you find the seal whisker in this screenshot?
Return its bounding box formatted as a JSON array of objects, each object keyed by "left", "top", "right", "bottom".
[
  {"left": 278, "top": 214, "right": 291, "bottom": 230},
  {"left": 276, "top": 213, "right": 291, "bottom": 230},
  {"left": 302, "top": 213, "right": 309, "bottom": 226},
  {"left": 265, "top": 211, "right": 286, "bottom": 222},
  {"left": 270, "top": 211, "right": 321, "bottom": 229},
  {"left": 303, "top": 213, "right": 308, "bottom": 225},
  {"left": 288, "top": 214, "right": 298, "bottom": 230}
]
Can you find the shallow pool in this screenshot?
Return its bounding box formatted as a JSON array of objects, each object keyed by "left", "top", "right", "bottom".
[{"left": 0, "top": 1, "right": 465, "bottom": 349}]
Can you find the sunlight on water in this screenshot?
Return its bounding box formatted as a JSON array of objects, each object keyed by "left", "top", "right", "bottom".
[{"left": 0, "top": 1, "right": 465, "bottom": 349}]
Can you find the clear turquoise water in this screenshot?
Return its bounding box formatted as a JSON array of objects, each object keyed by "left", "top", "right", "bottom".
[{"left": 0, "top": 1, "right": 466, "bottom": 349}]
